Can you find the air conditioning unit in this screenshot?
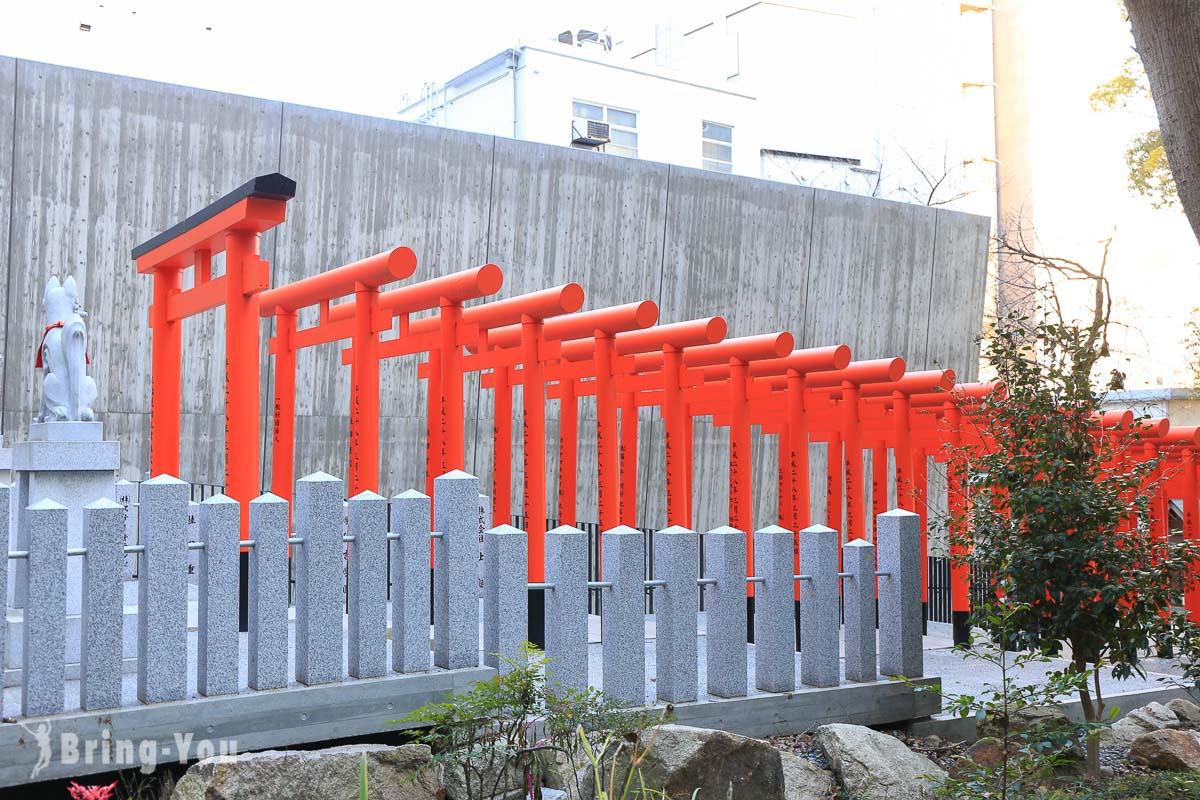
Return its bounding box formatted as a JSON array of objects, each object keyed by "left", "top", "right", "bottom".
[{"left": 571, "top": 120, "right": 611, "bottom": 148}]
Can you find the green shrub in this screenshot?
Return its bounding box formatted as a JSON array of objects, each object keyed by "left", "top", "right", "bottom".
[{"left": 1033, "top": 771, "right": 1200, "bottom": 799}]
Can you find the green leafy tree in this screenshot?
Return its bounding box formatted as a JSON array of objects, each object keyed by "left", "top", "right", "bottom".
[
  {"left": 1091, "top": 55, "right": 1179, "bottom": 210},
  {"left": 946, "top": 308, "right": 1200, "bottom": 782}
]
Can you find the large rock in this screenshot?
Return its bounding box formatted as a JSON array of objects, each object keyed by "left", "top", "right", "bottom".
[
  {"left": 171, "top": 744, "right": 440, "bottom": 800},
  {"left": 1128, "top": 729, "right": 1200, "bottom": 772},
  {"left": 1168, "top": 698, "right": 1200, "bottom": 727},
  {"left": 977, "top": 705, "right": 1070, "bottom": 740},
  {"left": 779, "top": 751, "right": 835, "bottom": 800},
  {"left": 815, "top": 724, "right": 946, "bottom": 800},
  {"left": 1128, "top": 702, "right": 1180, "bottom": 730},
  {"left": 572, "top": 725, "right": 787, "bottom": 800},
  {"left": 1102, "top": 701, "right": 1181, "bottom": 749},
  {"left": 443, "top": 743, "right": 524, "bottom": 800}
]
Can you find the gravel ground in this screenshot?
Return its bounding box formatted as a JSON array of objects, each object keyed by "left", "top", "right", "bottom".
[{"left": 769, "top": 727, "right": 1162, "bottom": 782}]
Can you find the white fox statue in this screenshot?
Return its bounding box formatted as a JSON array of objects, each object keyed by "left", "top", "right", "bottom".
[{"left": 36, "top": 275, "right": 98, "bottom": 423}]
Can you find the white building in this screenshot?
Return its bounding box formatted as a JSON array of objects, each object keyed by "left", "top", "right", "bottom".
[{"left": 398, "top": 1, "right": 998, "bottom": 218}]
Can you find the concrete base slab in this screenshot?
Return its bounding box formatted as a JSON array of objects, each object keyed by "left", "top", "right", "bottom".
[
  {"left": 0, "top": 666, "right": 493, "bottom": 787},
  {"left": 28, "top": 422, "right": 103, "bottom": 442}
]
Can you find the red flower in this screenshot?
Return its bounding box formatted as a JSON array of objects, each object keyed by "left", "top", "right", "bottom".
[{"left": 67, "top": 782, "right": 117, "bottom": 800}]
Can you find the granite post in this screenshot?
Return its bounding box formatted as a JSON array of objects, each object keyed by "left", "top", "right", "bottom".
[
  {"left": 601, "top": 525, "right": 645, "bottom": 705},
  {"left": 704, "top": 526, "right": 747, "bottom": 698},
  {"left": 434, "top": 471, "right": 480, "bottom": 669},
  {"left": 197, "top": 495, "right": 240, "bottom": 696},
  {"left": 545, "top": 525, "right": 588, "bottom": 692},
  {"left": 81, "top": 498, "right": 126, "bottom": 710},
  {"left": 22, "top": 499, "right": 68, "bottom": 717},
  {"left": 799, "top": 525, "right": 840, "bottom": 688},
  {"left": 136, "top": 474, "right": 189, "bottom": 704},
  {"left": 0, "top": 484, "right": 8, "bottom": 717},
  {"left": 392, "top": 490, "right": 431, "bottom": 673},
  {"left": 655, "top": 525, "right": 698, "bottom": 704},
  {"left": 348, "top": 491, "right": 388, "bottom": 679},
  {"left": 878, "top": 509, "right": 923, "bottom": 678},
  {"left": 294, "top": 472, "right": 345, "bottom": 686},
  {"left": 483, "top": 524, "right": 528, "bottom": 674},
  {"left": 754, "top": 525, "right": 796, "bottom": 693},
  {"left": 248, "top": 493, "right": 289, "bottom": 690},
  {"left": 843, "top": 539, "right": 877, "bottom": 683}
]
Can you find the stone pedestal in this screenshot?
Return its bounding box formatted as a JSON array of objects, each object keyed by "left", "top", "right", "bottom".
[{"left": 10, "top": 422, "right": 119, "bottom": 614}]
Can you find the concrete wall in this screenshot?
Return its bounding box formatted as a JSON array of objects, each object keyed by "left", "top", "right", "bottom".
[{"left": 0, "top": 57, "right": 990, "bottom": 533}]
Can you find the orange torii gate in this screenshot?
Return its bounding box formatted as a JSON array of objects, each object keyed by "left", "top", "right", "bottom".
[
  {"left": 259, "top": 258, "right": 503, "bottom": 502},
  {"left": 482, "top": 301, "right": 662, "bottom": 529},
  {"left": 554, "top": 318, "right": 730, "bottom": 529},
  {"left": 134, "top": 173, "right": 296, "bottom": 533}
]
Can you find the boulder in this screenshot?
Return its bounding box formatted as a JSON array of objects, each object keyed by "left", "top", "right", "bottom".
[
  {"left": 171, "top": 744, "right": 440, "bottom": 800},
  {"left": 977, "top": 705, "right": 1070, "bottom": 740},
  {"left": 442, "top": 743, "right": 525, "bottom": 800},
  {"left": 571, "top": 725, "right": 786, "bottom": 800},
  {"left": 815, "top": 724, "right": 946, "bottom": 800},
  {"left": 1127, "top": 729, "right": 1200, "bottom": 772},
  {"left": 960, "top": 737, "right": 1009, "bottom": 772},
  {"left": 1168, "top": 698, "right": 1200, "bottom": 727},
  {"left": 1127, "top": 702, "right": 1180, "bottom": 730},
  {"left": 1102, "top": 701, "right": 1181, "bottom": 749},
  {"left": 779, "top": 751, "right": 835, "bottom": 800}
]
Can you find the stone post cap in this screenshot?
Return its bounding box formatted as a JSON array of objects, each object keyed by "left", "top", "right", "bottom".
[
  {"left": 801, "top": 524, "right": 837, "bottom": 535},
  {"left": 486, "top": 524, "right": 525, "bottom": 537},
  {"left": 84, "top": 497, "right": 124, "bottom": 510},
  {"left": 251, "top": 492, "right": 287, "bottom": 505},
  {"left": 755, "top": 524, "right": 791, "bottom": 535},
  {"left": 878, "top": 508, "right": 920, "bottom": 520},
  {"left": 392, "top": 489, "right": 428, "bottom": 500},
  {"left": 200, "top": 494, "right": 238, "bottom": 506},
  {"left": 142, "top": 473, "right": 187, "bottom": 486},
  {"left": 434, "top": 469, "right": 477, "bottom": 482},
  {"left": 548, "top": 524, "right": 585, "bottom": 536},
  {"left": 349, "top": 490, "right": 385, "bottom": 502},
  {"left": 297, "top": 471, "right": 341, "bottom": 484},
  {"left": 844, "top": 538, "right": 874, "bottom": 549},
  {"left": 658, "top": 524, "right": 697, "bottom": 536},
  {"left": 602, "top": 524, "right": 642, "bottom": 536},
  {"left": 705, "top": 525, "right": 744, "bottom": 535},
  {"left": 28, "top": 497, "right": 67, "bottom": 512}
]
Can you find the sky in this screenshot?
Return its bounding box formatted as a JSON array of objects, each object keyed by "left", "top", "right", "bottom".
[
  {"left": 2, "top": 0, "right": 1198, "bottom": 387},
  {"left": 0, "top": 0, "right": 708, "bottom": 117},
  {"left": 1021, "top": 1, "right": 1200, "bottom": 387}
]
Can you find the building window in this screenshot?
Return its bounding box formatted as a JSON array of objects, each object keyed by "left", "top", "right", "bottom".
[
  {"left": 572, "top": 100, "right": 639, "bottom": 158},
  {"left": 702, "top": 121, "right": 733, "bottom": 173}
]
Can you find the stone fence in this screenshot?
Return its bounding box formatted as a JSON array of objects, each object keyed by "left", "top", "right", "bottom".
[{"left": 0, "top": 469, "right": 924, "bottom": 721}]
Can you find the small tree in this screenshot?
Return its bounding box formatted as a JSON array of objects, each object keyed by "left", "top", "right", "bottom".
[{"left": 947, "top": 310, "right": 1200, "bottom": 781}]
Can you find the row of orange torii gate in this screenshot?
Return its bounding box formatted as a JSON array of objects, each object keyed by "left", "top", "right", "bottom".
[{"left": 131, "top": 175, "right": 1200, "bottom": 646}]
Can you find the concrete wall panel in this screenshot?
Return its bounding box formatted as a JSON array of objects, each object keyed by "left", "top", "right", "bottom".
[
  {"left": 0, "top": 59, "right": 988, "bottom": 534},
  {"left": 270, "top": 108, "right": 494, "bottom": 493},
  {"left": 0, "top": 57, "right": 15, "bottom": 415},
  {"left": 479, "top": 139, "right": 670, "bottom": 524},
  {"left": 1, "top": 61, "right": 280, "bottom": 479},
  {"left": 803, "top": 190, "right": 940, "bottom": 364},
  {"left": 927, "top": 209, "right": 990, "bottom": 380}
]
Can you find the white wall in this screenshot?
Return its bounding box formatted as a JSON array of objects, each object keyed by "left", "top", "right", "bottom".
[
  {"left": 516, "top": 48, "right": 758, "bottom": 174},
  {"left": 399, "top": 1, "right": 998, "bottom": 218}
]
